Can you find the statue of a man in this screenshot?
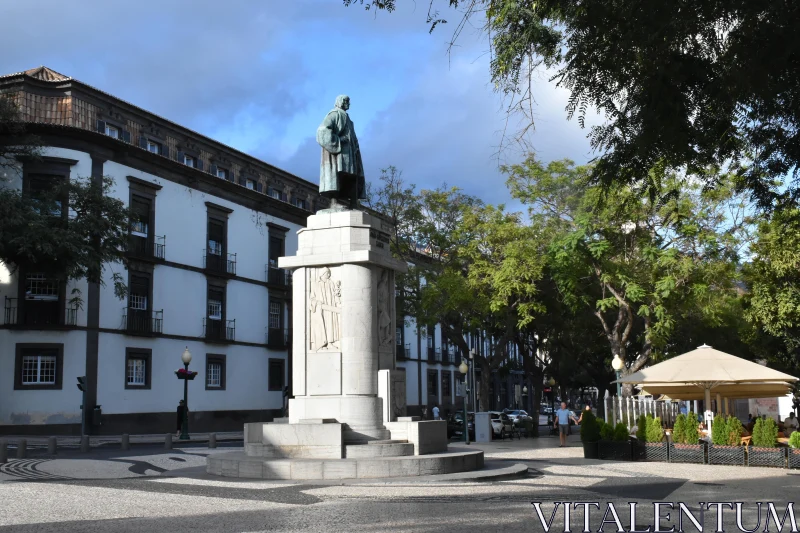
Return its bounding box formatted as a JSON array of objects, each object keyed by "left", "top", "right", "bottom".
[{"left": 316, "top": 95, "right": 366, "bottom": 210}]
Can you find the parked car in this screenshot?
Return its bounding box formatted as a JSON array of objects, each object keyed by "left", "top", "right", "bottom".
[
  {"left": 447, "top": 412, "right": 475, "bottom": 440},
  {"left": 489, "top": 411, "right": 515, "bottom": 439},
  {"left": 507, "top": 410, "right": 531, "bottom": 425}
]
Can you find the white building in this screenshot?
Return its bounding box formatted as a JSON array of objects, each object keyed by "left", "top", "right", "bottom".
[{"left": 0, "top": 67, "right": 322, "bottom": 435}]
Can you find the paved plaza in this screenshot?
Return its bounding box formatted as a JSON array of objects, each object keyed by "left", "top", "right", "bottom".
[{"left": 1, "top": 433, "right": 798, "bottom": 532}]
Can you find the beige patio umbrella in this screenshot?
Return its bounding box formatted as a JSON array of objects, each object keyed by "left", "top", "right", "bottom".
[{"left": 614, "top": 344, "right": 798, "bottom": 412}]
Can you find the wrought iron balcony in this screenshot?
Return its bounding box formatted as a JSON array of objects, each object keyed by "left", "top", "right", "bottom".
[
  {"left": 4, "top": 297, "right": 81, "bottom": 327},
  {"left": 128, "top": 234, "right": 166, "bottom": 260},
  {"left": 265, "top": 266, "right": 291, "bottom": 286},
  {"left": 266, "top": 327, "right": 289, "bottom": 348},
  {"left": 204, "top": 317, "right": 235, "bottom": 341},
  {"left": 204, "top": 250, "right": 236, "bottom": 275},
  {"left": 123, "top": 308, "right": 163, "bottom": 335}
]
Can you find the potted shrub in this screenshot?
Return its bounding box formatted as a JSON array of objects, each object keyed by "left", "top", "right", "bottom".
[
  {"left": 748, "top": 417, "right": 786, "bottom": 467},
  {"left": 599, "top": 422, "right": 633, "bottom": 460},
  {"left": 640, "top": 415, "right": 668, "bottom": 461},
  {"left": 708, "top": 415, "right": 746, "bottom": 465},
  {"left": 580, "top": 409, "right": 600, "bottom": 459},
  {"left": 669, "top": 411, "right": 706, "bottom": 464},
  {"left": 672, "top": 414, "right": 687, "bottom": 446},
  {"left": 788, "top": 432, "right": 800, "bottom": 469}
]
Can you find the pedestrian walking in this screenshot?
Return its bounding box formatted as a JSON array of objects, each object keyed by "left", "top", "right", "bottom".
[
  {"left": 176, "top": 400, "right": 187, "bottom": 437},
  {"left": 554, "top": 402, "right": 578, "bottom": 447},
  {"left": 432, "top": 405, "right": 440, "bottom": 420}
]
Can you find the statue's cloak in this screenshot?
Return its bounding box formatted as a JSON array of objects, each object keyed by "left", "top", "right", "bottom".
[{"left": 316, "top": 107, "right": 366, "bottom": 199}]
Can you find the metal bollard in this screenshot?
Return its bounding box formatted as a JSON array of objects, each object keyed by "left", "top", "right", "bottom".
[
  {"left": 208, "top": 433, "right": 217, "bottom": 449},
  {"left": 16, "top": 439, "right": 27, "bottom": 459},
  {"left": 121, "top": 434, "right": 130, "bottom": 451},
  {"left": 80, "top": 435, "right": 90, "bottom": 453},
  {"left": 165, "top": 434, "right": 173, "bottom": 450},
  {"left": 0, "top": 440, "right": 7, "bottom": 464},
  {"left": 47, "top": 437, "right": 57, "bottom": 455}
]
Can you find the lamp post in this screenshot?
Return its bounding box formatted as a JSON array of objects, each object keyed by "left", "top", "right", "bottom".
[
  {"left": 180, "top": 347, "right": 192, "bottom": 440},
  {"left": 459, "top": 359, "right": 470, "bottom": 445},
  {"left": 522, "top": 385, "right": 528, "bottom": 411},
  {"left": 611, "top": 354, "right": 624, "bottom": 397},
  {"left": 548, "top": 377, "right": 556, "bottom": 414},
  {"left": 469, "top": 348, "right": 477, "bottom": 412}
]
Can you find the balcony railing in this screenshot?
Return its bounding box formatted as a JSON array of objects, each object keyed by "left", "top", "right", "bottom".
[
  {"left": 204, "top": 250, "right": 236, "bottom": 275},
  {"left": 204, "top": 317, "right": 235, "bottom": 341},
  {"left": 123, "top": 308, "right": 163, "bottom": 335},
  {"left": 427, "top": 347, "right": 437, "bottom": 363},
  {"left": 266, "top": 266, "right": 291, "bottom": 286},
  {"left": 4, "top": 297, "right": 80, "bottom": 327},
  {"left": 128, "top": 234, "right": 166, "bottom": 260},
  {"left": 266, "top": 327, "right": 289, "bottom": 348}
]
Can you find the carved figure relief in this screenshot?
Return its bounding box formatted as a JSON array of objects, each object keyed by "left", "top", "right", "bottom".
[
  {"left": 308, "top": 267, "right": 342, "bottom": 352},
  {"left": 377, "top": 269, "right": 393, "bottom": 347}
]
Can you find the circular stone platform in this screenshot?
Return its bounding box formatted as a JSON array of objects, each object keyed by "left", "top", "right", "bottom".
[{"left": 206, "top": 448, "right": 484, "bottom": 480}]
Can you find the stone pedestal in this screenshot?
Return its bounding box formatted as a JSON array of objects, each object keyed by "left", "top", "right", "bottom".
[{"left": 279, "top": 210, "right": 407, "bottom": 443}]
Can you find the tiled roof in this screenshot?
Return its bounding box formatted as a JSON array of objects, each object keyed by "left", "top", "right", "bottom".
[{"left": 23, "top": 66, "right": 70, "bottom": 82}]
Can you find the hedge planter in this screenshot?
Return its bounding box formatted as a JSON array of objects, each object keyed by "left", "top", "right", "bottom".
[
  {"left": 583, "top": 441, "right": 599, "bottom": 459},
  {"left": 789, "top": 449, "right": 800, "bottom": 470},
  {"left": 598, "top": 440, "right": 632, "bottom": 461},
  {"left": 669, "top": 443, "right": 706, "bottom": 464},
  {"left": 636, "top": 441, "right": 669, "bottom": 462},
  {"left": 708, "top": 445, "right": 746, "bottom": 466},
  {"left": 748, "top": 447, "right": 787, "bottom": 468}
]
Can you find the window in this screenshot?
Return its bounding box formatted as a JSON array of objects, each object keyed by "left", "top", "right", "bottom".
[
  {"left": 208, "top": 299, "right": 222, "bottom": 319},
  {"left": 14, "top": 344, "right": 64, "bottom": 390},
  {"left": 146, "top": 140, "right": 160, "bottom": 154},
  {"left": 427, "top": 369, "right": 439, "bottom": 397},
  {"left": 269, "top": 188, "right": 286, "bottom": 201},
  {"left": 124, "top": 348, "right": 152, "bottom": 389},
  {"left": 208, "top": 219, "right": 224, "bottom": 256},
  {"left": 129, "top": 274, "right": 149, "bottom": 310},
  {"left": 246, "top": 179, "right": 255, "bottom": 190},
  {"left": 396, "top": 327, "right": 402, "bottom": 345},
  {"left": 130, "top": 196, "right": 151, "bottom": 237},
  {"left": 269, "top": 301, "right": 282, "bottom": 329},
  {"left": 442, "top": 371, "right": 452, "bottom": 397},
  {"left": 25, "top": 273, "right": 59, "bottom": 300},
  {"left": 268, "top": 358, "right": 285, "bottom": 391},
  {"left": 216, "top": 167, "right": 228, "bottom": 180},
  {"left": 292, "top": 197, "right": 307, "bottom": 210},
  {"left": 27, "top": 174, "right": 64, "bottom": 216},
  {"left": 183, "top": 154, "right": 195, "bottom": 168},
  {"left": 205, "top": 354, "right": 226, "bottom": 390},
  {"left": 105, "top": 124, "right": 119, "bottom": 139}
]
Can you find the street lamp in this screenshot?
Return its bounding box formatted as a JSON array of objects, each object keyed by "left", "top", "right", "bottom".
[
  {"left": 611, "top": 353, "right": 624, "bottom": 397},
  {"left": 459, "top": 359, "right": 470, "bottom": 445},
  {"left": 522, "top": 385, "right": 528, "bottom": 411},
  {"left": 469, "top": 349, "right": 476, "bottom": 412},
  {"left": 548, "top": 377, "right": 556, "bottom": 414},
  {"left": 180, "top": 347, "right": 192, "bottom": 440}
]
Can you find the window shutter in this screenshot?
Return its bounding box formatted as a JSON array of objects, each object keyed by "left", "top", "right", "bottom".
[
  {"left": 267, "top": 187, "right": 273, "bottom": 197},
  {"left": 161, "top": 145, "right": 169, "bottom": 158},
  {"left": 96, "top": 119, "right": 106, "bottom": 133},
  {"left": 177, "top": 150, "right": 185, "bottom": 163},
  {"left": 226, "top": 171, "right": 234, "bottom": 183},
  {"left": 122, "top": 130, "right": 131, "bottom": 144},
  {"left": 138, "top": 135, "right": 147, "bottom": 149},
  {"left": 256, "top": 182, "right": 263, "bottom": 193},
  {"left": 209, "top": 164, "right": 218, "bottom": 175},
  {"left": 197, "top": 159, "right": 204, "bottom": 172},
  {"left": 238, "top": 175, "right": 246, "bottom": 187}
]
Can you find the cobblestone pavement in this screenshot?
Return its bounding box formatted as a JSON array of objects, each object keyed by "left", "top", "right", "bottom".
[{"left": 1, "top": 434, "right": 798, "bottom": 532}]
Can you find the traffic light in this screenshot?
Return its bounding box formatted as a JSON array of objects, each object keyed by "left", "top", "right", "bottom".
[{"left": 77, "top": 376, "right": 86, "bottom": 392}]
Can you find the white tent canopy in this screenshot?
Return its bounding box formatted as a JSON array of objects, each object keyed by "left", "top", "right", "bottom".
[{"left": 615, "top": 344, "right": 798, "bottom": 416}]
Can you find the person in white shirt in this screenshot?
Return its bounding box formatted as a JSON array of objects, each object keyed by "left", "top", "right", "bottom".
[
  {"left": 432, "top": 405, "right": 440, "bottom": 420},
  {"left": 784, "top": 413, "right": 798, "bottom": 435}
]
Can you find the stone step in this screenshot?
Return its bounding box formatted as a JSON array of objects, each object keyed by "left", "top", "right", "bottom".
[
  {"left": 368, "top": 439, "right": 408, "bottom": 445},
  {"left": 344, "top": 443, "right": 414, "bottom": 459}
]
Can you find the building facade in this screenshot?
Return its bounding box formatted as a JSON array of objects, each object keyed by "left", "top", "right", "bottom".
[{"left": 0, "top": 67, "right": 324, "bottom": 435}]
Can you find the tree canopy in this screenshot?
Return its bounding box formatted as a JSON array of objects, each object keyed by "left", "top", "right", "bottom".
[{"left": 344, "top": 0, "right": 800, "bottom": 209}]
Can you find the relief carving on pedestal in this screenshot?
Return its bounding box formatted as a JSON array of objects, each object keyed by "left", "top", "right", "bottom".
[
  {"left": 308, "top": 266, "right": 342, "bottom": 352},
  {"left": 377, "top": 268, "right": 393, "bottom": 347}
]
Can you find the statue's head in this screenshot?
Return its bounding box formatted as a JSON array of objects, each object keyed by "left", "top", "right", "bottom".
[
  {"left": 335, "top": 95, "right": 350, "bottom": 111},
  {"left": 321, "top": 267, "right": 331, "bottom": 280}
]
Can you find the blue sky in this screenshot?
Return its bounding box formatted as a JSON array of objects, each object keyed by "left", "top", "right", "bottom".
[{"left": 0, "top": 0, "right": 597, "bottom": 207}]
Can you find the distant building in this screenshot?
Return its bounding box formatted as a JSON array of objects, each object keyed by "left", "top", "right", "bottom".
[{"left": 0, "top": 66, "right": 322, "bottom": 435}]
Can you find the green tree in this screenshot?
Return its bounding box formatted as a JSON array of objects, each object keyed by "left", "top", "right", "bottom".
[
  {"left": 684, "top": 412, "right": 700, "bottom": 444},
  {"left": 646, "top": 416, "right": 664, "bottom": 443},
  {"left": 726, "top": 417, "right": 744, "bottom": 446},
  {"left": 613, "top": 422, "right": 629, "bottom": 442},
  {"left": 635, "top": 414, "right": 647, "bottom": 441},
  {"left": 506, "top": 156, "right": 751, "bottom": 392},
  {"left": 672, "top": 414, "right": 687, "bottom": 445},
  {"left": 711, "top": 415, "right": 729, "bottom": 446},
  {"left": 344, "top": 0, "right": 800, "bottom": 208}
]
